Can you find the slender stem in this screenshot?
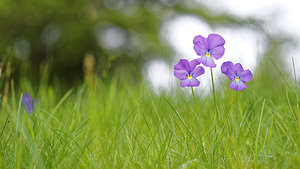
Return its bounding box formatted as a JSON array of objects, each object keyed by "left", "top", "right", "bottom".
[
  {"left": 191, "top": 87, "right": 206, "bottom": 147},
  {"left": 238, "top": 92, "right": 244, "bottom": 122},
  {"left": 191, "top": 87, "right": 200, "bottom": 114},
  {"left": 210, "top": 68, "right": 218, "bottom": 119},
  {"left": 229, "top": 90, "right": 234, "bottom": 127}
]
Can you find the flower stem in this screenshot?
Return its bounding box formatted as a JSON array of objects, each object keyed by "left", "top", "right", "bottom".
[
  {"left": 191, "top": 87, "right": 206, "bottom": 153},
  {"left": 210, "top": 68, "right": 218, "bottom": 119},
  {"left": 238, "top": 92, "right": 244, "bottom": 121},
  {"left": 191, "top": 87, "right": 200, "bottom": 114},
  {"left": 230, "top": 90, "right": 234, "bottom": 127}
]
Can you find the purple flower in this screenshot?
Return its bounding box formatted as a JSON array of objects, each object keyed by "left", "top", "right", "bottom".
[
  {"left": 193, "top": 34, "right": 225, "bottom": 68},
  {"left": 221, "top": 61, "right": 253, "bottom": 91},
  {"left": 174, "top": 59, "right": 205, "bottom": 88},
  {"left": 22, "top": 93, "right": 33, "bottom": 114}
]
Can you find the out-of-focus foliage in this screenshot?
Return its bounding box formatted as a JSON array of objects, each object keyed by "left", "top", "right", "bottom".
[{"left": 0, "top": 0, "right": 262, "bottom": 83}]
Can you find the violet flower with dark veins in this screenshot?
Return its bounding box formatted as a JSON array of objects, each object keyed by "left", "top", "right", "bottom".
[
  {"left": 174, "top": 59, "right": 205, "bottom": 88},
  {"left": 193, "top": 34, "right": 225, "bottom": 68},
  {"left": 221, "top": 61, "right": 253, "bottom": 91}
]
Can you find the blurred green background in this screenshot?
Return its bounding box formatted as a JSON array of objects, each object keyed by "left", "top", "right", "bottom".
[
  {"left": 2, "top": 0, "right": 298, "bottom": 104},
  {"left": 0, "top": 0, "right": 276, "bottom": 86}
]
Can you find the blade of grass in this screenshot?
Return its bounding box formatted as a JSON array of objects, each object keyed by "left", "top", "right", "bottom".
[
  {"left": 254, "top": 99, "right": 265, "bottom": 168},
  {"left": 16, "top": 94, "right": 23, "bottom": 134},
  {"left": 0, "top": 114, "right": 9, "bottom": 139},
  {"left": 166, "top": 99, "right": 194, "bottom": 138},
  {"left": 51, "top": 88, "right": 74, "bottom": 115}
]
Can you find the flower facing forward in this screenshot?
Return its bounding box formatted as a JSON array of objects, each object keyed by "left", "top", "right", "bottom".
[
  {"left": 22, "top": 93, "right": 33, "bottom": 114},
  {"left": 174, "top": 59, "right": 205, "bottom": 88},
  {"left": 221, "top": 61, "right": 253, "bottom": 91},
  {"left": 193, "top": 34, "right": 225, "bottom": 68}
]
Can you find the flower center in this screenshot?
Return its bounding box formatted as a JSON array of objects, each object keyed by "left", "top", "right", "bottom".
[
  {"left": 235, "top": 77, "right": 239, "bottom": 81},
  {"left": 206, "top": 52, "right": 211, "bottom": 58},
  {"left": 188, "top": 75, "right": 192, "bottom": 79}
]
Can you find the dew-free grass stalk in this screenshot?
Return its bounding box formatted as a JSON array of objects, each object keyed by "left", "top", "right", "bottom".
[
  {"left": 229, "top": 90, "right": 234, "bottom": 127},
  {"left": 191, "top": 87, "right": 200, "bottom": 114},
  {"left": 238, "top": 92, "right": 244, "bottom": 121},
  {"left": 292, "top": 57, "right": 300, "bottom": 129},
  {"left": 191, "top": 87, "right": 207, "bottom": 151},
  {"left": 254, "top": 99, "right": 265, "bottom": 168},
  {"left": 210, "top": 68, "right": 218, "bottom": 119},
  {"left": 16, "top": 93, "right": 23, "bottom": 134}
]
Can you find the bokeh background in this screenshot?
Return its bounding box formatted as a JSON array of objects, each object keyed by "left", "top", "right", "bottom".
[{"left": 0, "top": 0, "right": 299, "bottom": 92}]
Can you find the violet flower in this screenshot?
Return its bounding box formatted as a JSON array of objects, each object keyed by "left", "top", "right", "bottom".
[
  {"left": 174, "top": 59, "right": 205, "bottom": 88},
  {"left": 193, "top": 34, "right": 225, "bottom": 68},
  {"left": 221, "top": 61, "right": 253, "bottom": 91},
  {"left": 22, "top": 93, "right": 33, "bottom": 114}
]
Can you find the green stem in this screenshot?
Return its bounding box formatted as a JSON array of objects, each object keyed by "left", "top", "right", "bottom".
[
  {"left": 191, "top": 87, "right": 206, "bottom": 149},
  {"left": 229, "top": 90, "right": 234, "bottom": 127},
  {"left": 238, "top": 92, "right": 244, "bottom": 121},
  {"left": 210, "top": 68, "right": 218, "bottom": 119},
  {"left": 191, "top": 87, "right": 200, "bottom": 114}
]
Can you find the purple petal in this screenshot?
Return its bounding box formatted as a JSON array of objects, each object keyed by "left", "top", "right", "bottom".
[
  {"left": 230, "top": 80, "right": 248, "bottom": 91},
  {"left": 26, "top": 103, "right": 33, "bottom": 114},
  {"left": 189, "top": 59, "right": 200, "bottom": 71},
  {"left": 193, "top": 35, "right": 208, "bottom": 47},
  {"left": 234, "top": 63, "right": 244, "bottom": 74},
  {"left": 210, "top": 46, "right": 225, "bottom": 59},
  {"left": 191, "top": 66, "right": 205, "bottom": 77},
  {"left": 193, "top": 44, "right": 206, "bottom": 56},
  {"left": 197, "top": 56, "right": 216, "bottom": 68},
  {"left": 22, "top": 93, "right": 32, "bottom": 105},
  {"left": 224, "top": 67, "right": 235, "bottom": 81},
  {"left": 221, "top": 61, "right": 234, "bottom": 74},
  {"left": 193, "top": 35, "right": 208, "bottom": 56},
  {"left": 174, "top": 69, "right": 188, "bottom": 80},
  {"left": 180, "top": 78, "right": 200, "bottom": 88},
  {"left": 239, "top": 70, "right": 253, "bottom": 82},
  {"left": 174, "top": 59, "right": 190, "bottom": 71},
  {"left": 207, "top": 34, "right": 225, "bottom": 49}
]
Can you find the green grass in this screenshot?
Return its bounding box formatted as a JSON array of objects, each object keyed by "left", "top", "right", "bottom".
[{"left": 1, "top": 65, "right": 300, "bottom": 168}]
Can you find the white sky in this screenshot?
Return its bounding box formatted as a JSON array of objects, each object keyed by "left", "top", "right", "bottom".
[{"left": 145, "top": 0, "right": 300, "bottom": 93}]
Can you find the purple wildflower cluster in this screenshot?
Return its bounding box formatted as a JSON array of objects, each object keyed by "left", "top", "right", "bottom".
[{"left": 174, "top": 33, "right": 253, "bottom": 91}]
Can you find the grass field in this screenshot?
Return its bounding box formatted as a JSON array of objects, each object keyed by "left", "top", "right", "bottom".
[{"left": 1, "top": 59, "right": 300, "bottom": 168}]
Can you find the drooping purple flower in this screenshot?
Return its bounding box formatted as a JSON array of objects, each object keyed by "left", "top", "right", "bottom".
[
  {"left": 22, "top": 93, "right": 33, "bottom": 114},
  {"left": 221, "top": 61, "right": 253, "bottom": 91},
  {"left": 174, "top": 59, "right": 205, "bottom": 88},
  {"left": 193, "top": 34, "right": 225, "bottom": 68}
]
